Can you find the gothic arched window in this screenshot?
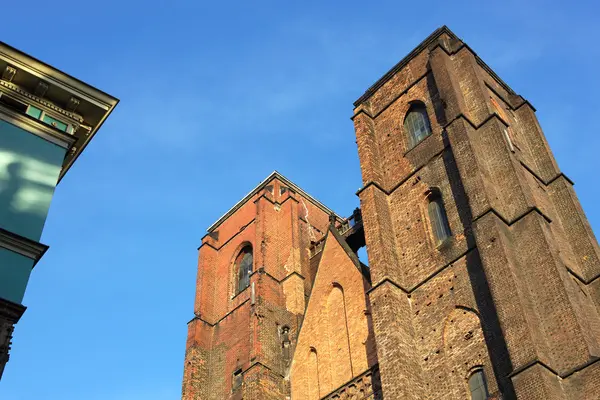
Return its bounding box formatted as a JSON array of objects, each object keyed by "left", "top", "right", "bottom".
[
  {"left": 404, "top": 103, "right": 432, "bottom": 149},
  {"left": 427, "top": 192, "right": 452, "bottom": 245},
  {"left": 235, "top": 246, "right": 253, "bottom": 294},
  {"left": 468, "top": 369, "right": 490, "bottom": 400}
]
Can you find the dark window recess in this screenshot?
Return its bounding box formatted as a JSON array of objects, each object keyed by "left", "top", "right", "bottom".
[
  {"left": 427, "top": 194, "right": 451, "bottom": 245},
  {"left": 265, "top": 185, "right": 274, "bottom": 194},
  {"left": 232, "top": 368, "right": 243, "bottom": 391},
  {"left": 236, "top": 246, "right": 253, "bottom": 294},
  {"left": 280, "top": 187, "right": 287, "bottom": 195},
  {"left": 404, "top": 103, "right": 432, "bottom": 149},
  {"left": 469, "top": 370, "right": 490, "bottom": 400},
  {"left": 0, "top": 95, "right": 27, "bottom": 113}
]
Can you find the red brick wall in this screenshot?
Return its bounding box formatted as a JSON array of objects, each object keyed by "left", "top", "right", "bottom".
[{"left": 182, "top": 177, "right": 333, "bottom": 399}]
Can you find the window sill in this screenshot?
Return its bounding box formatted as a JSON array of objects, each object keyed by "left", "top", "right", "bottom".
[
  {"left": 403, "top": 133, "right": 434, "bottom": 157},
  {"left": 231, "top": 285, "right": 250, "bottom": 301},
  {"left": 435, "top": 236, "right": 453, "bottom": 251}
]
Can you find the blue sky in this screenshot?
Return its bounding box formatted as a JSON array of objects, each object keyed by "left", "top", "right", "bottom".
[{"left": 1, "top": 0, "right": 599, "bottom": 398}]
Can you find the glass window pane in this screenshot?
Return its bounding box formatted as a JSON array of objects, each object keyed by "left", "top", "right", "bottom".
[
  {"left": 404, "top": 106, "right": 432, "bottom": 149},
  {"left": 428, "top": 197, "right": 451, "bottom": 244},
  {"left": 237, "top": 248, "right": 252, "bottom": 293},
  {"left": 42, "top": 114, "right": 68, "bottom": 131},
  {"left": 26, "top": 106, "right": 42, "bottom": 119},
  {"left": 469, "top": 370, "right": 489, "bottom": 400}
]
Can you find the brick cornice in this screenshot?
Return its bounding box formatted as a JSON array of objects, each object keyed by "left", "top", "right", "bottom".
[
  {"left": 198, "top": 218, "right": 255, "bottom": 251},
  {"left": 509, "top": 356, "right": 600, "bottom": 380},
  {"left": 254, "top": 267, "right": 305, "bottom": 284},
  {"left": 242, "top": 360, "right": 285, "bottom": 379},
  {"left": 356, "top": 145, "right": 447, "bottom": 197},
  {"left": 472, "top": 206, "right": 552, "bottom": 227},
  {"left": 187, "top": 298, "right": 250, "bottom": 326},
  {"left": 350, "top": 107, "right": 374, "bottom": 121},
  {"left": 513, "top": 98, "right": 537, "bottom": 112},
  {"left": 484, "top": 81, "right": 537, "bottom": 112},
  {"left": 187, "top": 270, "right": 308, "bottom": 327},
  {"left": 367, "top": 278, "right": 410, "bottom": 295},
  {"left": 368, "top": 246, "right": 476, "bottom": 295},
  {"left": 354, "top": 26, "right": 455, "bottom": 106},
  {"left": 565, "top": 265, "right": 600, "bottom": 286},
  {"left": 519, "top": 160, "right": 573, "bottom": 187},
  {"left": 352, "top": 71, "right": 430, "bottom": 120},
  {"left": 444, "top": 111, "right": 509, "bottom": 131},
  {"left": 356, "top": 112, "right": 516, "bottom": 198}
]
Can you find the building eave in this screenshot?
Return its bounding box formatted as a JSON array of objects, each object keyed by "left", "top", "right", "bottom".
[
  {"left": 0, "top": 42, "right": 117, "bottom": 107},
  {"left": 57, "top": 97, "right": 119, "bottom": 183},
  {"left": 0, "top": 42, "right": 119, "bottom": 183}
]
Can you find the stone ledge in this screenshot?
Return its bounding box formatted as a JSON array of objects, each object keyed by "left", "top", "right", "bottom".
[{"left": 0, "top": 227, "right": 48, "bottom": 266}]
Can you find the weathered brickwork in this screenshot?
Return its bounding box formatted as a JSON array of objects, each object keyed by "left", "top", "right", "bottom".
[
  {"left": 354, "top": 26, "right": 600, "bottom": 399},
  {"left": 290, "top": 227, "right": 377, "bottom": 399},
  {"left": 183, "top": 26, "right": 600, "bottom": 399},
  {"left": 182, "top": 175, "right": 336, "bottom": 399}
]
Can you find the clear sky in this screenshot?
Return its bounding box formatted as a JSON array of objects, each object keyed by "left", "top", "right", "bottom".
[{"left": 1, "top": 0, "right": 599, "bottom": 399}]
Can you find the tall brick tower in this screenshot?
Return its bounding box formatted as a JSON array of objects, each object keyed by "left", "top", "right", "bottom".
[{"left": 353, "top": 26, "right": 600, "bottom": 399}]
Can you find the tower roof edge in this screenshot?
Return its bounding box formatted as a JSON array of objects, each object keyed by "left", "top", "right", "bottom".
[{"left": 206, "top": 171, "right": 342, "bottom": 234}]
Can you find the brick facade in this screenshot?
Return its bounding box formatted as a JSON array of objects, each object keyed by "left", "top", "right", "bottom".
[
  {"left": 290, "top": 226, "right": 379, "bottom": 399},
  {"left": 182, "top": 26, "right": 600, "bottom": 399},
  {"left": 182, "top": 174, "right": 336, "bottom": 400}
]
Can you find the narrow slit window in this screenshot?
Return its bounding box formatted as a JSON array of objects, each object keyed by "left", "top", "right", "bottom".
[
  {"left": 428, "top": 194, "right": 451, "bottom": 245},
  {"left": 491, "top": 96, "right": 517, "bottom": 152},
  {"left": 468, "top": 370, "right": 489, "bottom": 400},
  {"left": 503, "top": 129, "right": 515, "bottom": 152},
  {"left": 404, "top": 103, "right": 432, "bottom": 149}
]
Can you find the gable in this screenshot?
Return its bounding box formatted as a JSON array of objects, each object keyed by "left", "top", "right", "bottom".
[{"left": 290, "top": 229, "right": 376, "bottom": 398}]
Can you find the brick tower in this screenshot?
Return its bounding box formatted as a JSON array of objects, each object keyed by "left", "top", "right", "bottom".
[
  {"left": 182, "top": 26, "right": 600, "bottom": 399},
  {"left": 353, "top": 26, "right": 600, "bottom": 399},
  {"left": 182, "top": 172, "right": 343, "bottom": 399}
]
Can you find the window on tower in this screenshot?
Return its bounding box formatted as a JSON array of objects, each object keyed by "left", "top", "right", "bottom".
[
  {"left": 235, "top": 246, "right": 253, "bottom": 294},
  {"left": 404, "top": 103, "right": 432, "bottom": 149},
  {"left": 468, "top": 369, "right": 490, "bottom": 400},
  {"left": 490, "top": 96, "right": 516, "bottom": 152},
  {"left": 427, "top": 191, "right": 452, "bottom": 245},
  {"left": 232, "top": 368, "right": 243, "bottom": 391}
]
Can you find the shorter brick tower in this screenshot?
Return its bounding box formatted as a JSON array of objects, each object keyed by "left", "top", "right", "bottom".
[{"left": 182, "top": 172, "right": 340, "bottom": 399}]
